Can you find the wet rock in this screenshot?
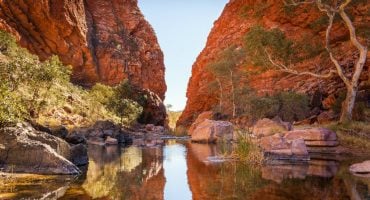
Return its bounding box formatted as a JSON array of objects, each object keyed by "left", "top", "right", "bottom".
[
  {"left": 65, "top": 132, "right": 87, "bottom": 145},
  {"left": 253, "top": 118, "right": 291, "bottom": 138},
  {"left": 0, "top": 124, "right": 80, "bottom": 175},
  {"left": 350, "top": 160, "right": 370, "bottom": 176},
  {"left": 69, "top": 144, "right": 89, "bottom": 166},
  {"left": 105, "top": 136, "right": 118, "bottom": 145},
  {"left": 191, "top": 120, "right": 234, "bottom": 143},
  {"left": 188, "top": 111, "right": 214, "bottom": 135}
]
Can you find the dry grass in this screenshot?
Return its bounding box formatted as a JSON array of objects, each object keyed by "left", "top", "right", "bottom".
[
  {"left": 327, "top": 121, "right": 370, "bottom": 153},
  {"left": 233, "top": 129, "right": 264, "bottom": 165}
]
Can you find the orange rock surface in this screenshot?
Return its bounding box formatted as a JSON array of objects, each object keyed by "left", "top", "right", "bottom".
[
  {"left": 178, "top": 0, "right": 369, "bottom": 128},
  {"left": 0, "top": 0, "right": 166, "bottom": 99}
]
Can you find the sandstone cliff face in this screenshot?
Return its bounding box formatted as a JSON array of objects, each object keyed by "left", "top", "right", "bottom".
[
  {"left": 0, "top": 0, "right": 166, "bottom": 99},
  {"left": 178, "top": 0, "right": 369, "bottom": 127}
]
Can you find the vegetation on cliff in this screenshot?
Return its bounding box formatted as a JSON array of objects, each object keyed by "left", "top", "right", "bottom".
[{"left": 0, "top": 31, "right": 144, "bottom": 128}]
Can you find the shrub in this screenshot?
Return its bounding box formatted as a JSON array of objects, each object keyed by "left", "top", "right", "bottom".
[
  {"left": 243, "top": 26, "right": 295, "bottom": 68},
  {"left": 0, "top": 83, "right": 27, "bottom": 126},
  {"left": 243, "top": 91, "right": 310, "bottom": 122},
  {"left": 276, "top": 91, "right": 310, "bottom": 122},
  {"left": 106, "top": 81, "right": 144, "bottom": 125},
  {"left": 89, "top": 83, "right": 115, "bottom": 105}
]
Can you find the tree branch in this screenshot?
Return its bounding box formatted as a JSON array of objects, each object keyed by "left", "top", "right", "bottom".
[
  {"left": 265, "top": 49, "right": 336, "bottom": 79},
  {"left": 283, "top": 0, "right": 315, "bottom": 6}
]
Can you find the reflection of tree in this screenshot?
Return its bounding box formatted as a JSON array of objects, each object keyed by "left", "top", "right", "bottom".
[{"left": 81, "top": 145, "right": 165, "bottom": 200}]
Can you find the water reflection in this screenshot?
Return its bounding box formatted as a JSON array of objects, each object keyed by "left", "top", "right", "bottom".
[
  {"left": 164, "top": 143, "right": 192, "bottom": 200},
  {"left": 0, "top": 141, "right": 369, "bottom": 199}
]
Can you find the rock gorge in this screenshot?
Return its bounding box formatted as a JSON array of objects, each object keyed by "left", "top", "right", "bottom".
[
  {"left": 0, "top": 0, "right": 166, "bottom": 100},
  {"left": 178, "top": 0, "right": 369, "bottom": 128}
]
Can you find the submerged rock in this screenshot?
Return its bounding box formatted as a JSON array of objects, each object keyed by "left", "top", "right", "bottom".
[
  {"left": 0, "top": 123, "right": 81, "bottom": 175},
  {"left": 191, "top": 120, "right": 234, "bottom": 143}
]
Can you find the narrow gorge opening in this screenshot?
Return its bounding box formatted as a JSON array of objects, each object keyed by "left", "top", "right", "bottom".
[{"left": 0, "top": 0, "right": 369, "bottom": 199}]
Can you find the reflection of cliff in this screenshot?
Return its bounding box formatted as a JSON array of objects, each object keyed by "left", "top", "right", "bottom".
[
  {"left": 79, "top": 145, "right": 164, "bottom": 200},
  {"left": 186, "top": 143, "right": 266, "bottom": 200},
  {"left": 185, "top": 143, "right": 368, "bottom": 199}
]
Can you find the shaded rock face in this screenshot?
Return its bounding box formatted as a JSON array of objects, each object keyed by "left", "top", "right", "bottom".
[
  {"left": 178, "top": 0, "right": 369, "bottom": 128},
  {"left": 0, "top": 124, "right": 80, "bottom": 175},
  {"left": 0, "top": 0, "right": 166, "bottom": 99}
]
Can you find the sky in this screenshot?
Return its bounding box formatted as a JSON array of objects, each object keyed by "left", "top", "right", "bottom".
[{"left": 138, "top": 0, "right": 228, "bottom": 111}]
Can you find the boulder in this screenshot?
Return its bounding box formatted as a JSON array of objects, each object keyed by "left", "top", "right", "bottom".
[
  {"left": 252, "top": 118, "right": 291, "bottom": 138},
  {"left": 0, "top": 124, "right": 80, "bottom": 175},
  {"left": 260, "top": 134, "right": 309, "bottom": 160},
  {"left": 317, "top": 111, "right": 337, "bottom": 124},
  {"left": 69, "top": 144, "right": 89, "bottom": 166},
  {"left": 105, "top": 136, "right": 118, "bottom": 145},
  {"left": 349, "top": 160, "right": 370, "bottom": 176},
  {"left": 284, "top": 128, "right": 337, "bottom": 141},
  {"left": 191, "top": 120, "right": 234, "bottom": 143},
  {"left": 188, "top": 111, "right": 214, "bottom": 135}
]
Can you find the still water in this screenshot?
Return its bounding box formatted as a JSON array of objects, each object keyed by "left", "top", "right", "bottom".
[{"left": 0, "top": 140, "right": 369, "bottom": 200}]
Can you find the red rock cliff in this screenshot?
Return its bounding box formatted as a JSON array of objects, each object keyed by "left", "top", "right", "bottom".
[
  {"left": 0, "top": 0, "right": 166, "bottom": 99},
  {"left": 178, "top": 0, "right": 369, "bottom": 127}
]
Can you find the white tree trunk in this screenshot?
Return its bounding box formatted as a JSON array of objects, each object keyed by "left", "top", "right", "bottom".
[{"left": 216, "top": 78, "right": 223, "bottom": 112}]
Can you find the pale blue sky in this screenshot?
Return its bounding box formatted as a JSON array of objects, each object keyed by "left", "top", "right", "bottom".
[{"left": 138, "top": 0, "right": 228, "bottom": 111}]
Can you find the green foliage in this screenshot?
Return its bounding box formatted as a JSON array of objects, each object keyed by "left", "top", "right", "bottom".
[
  {"left": 282, "top": 4, "right": 297, "bottom": 16},
  {"left": 0, "top": 30, "right": 121, "bottom": 127},
  {"left": 0, "top": 83, "right": 27, "bottom": 126},
  {"left": 276, "top": 91, "right": 311, "bottom": 121},
  {"left": 243, "top": 26, "right": 295, "bottom": 68},
  {"left": 309, "top": 16, "right": 329, "bottom": 31},
  {"left": 242, "top": 91, "right": 310, "bottom": 122},
  {"left": 106, "top": 81, "right": 143, "bottom": 125},
  {"left": 239, "top": 2, "right": 270, "bottom": 19},
  {"left": 89, "top": 83, "right": 115, "bottom": 105}
]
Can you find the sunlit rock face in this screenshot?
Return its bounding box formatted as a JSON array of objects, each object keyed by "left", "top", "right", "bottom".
[
  {"left": 178, "top": 0, "right": 369, "bottom": 128},
  {"left": 0, "top": 0, "right": 166, "bottom": 99}
]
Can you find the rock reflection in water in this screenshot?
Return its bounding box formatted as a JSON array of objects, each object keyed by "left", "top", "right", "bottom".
[
  {"left": 262, "top": 160, "right": 339, "bottom": 183},
  {"left": 65, "top": 144, "right": 165, "bottom": 200},
  {"left": 3, "top": 141, "right": 370, "bottom": 199}
]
